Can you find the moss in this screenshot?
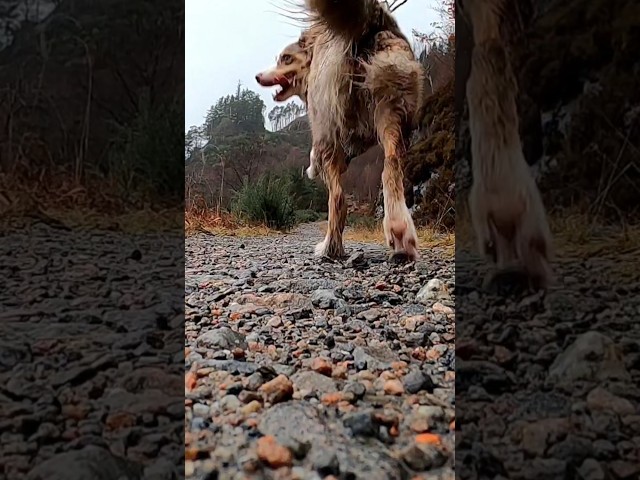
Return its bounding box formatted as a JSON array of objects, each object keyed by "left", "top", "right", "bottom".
[{"left": 405, "top": 80, "right": 455, "bottom": 230}]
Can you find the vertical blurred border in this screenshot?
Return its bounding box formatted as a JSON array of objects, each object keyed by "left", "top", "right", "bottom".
[
  {"left": 455, "top": 0, "right": 640, "bottom": 478},
  {"left": 0, "top": 0, "right": 185, "bottom": 478}
]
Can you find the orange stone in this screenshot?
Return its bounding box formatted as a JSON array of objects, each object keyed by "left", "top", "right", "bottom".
[
  {"left": 185, "top": 448, "right": 200, "bottom": 461},
  {"left": 391, "top": 361, "right": 408, "bottom": 370},
  {"left": 383, "top": 379, "right": 404, "bottom": 395},
  {"left": 232, "top": 347, "right": 245, "bottom": 359},
  {"left": 259, "top": 375, "right": 294, "bottom": 404},
  {"left": 246, "top": 418, "right": 259, "bottom": 429},
  {"left": 311, "top": 357, "right": 333, "bottom": 376},
  {"left": 426, "top": 347, "right": 443, "bottom": 361},
  {"left": 332, "top": 364, "right": 348, "bottom": 379},
  {"left": 416, "top": 433, "right": 441, "bottom": 445},
  {"left": 185, "top": 372, "right": 197, "bottom": 391},
  {"left": 321, "top": 392, "right": 344, "bottom": 405},
  {"left": 105, "top": 412, "right": 136, "bottom": 431},
  {"left": 256, "top": 435, "right": 293, "bottom": 468}
]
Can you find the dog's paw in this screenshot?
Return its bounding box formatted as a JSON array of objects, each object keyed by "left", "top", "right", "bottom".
[
  {"left": 315, "top": 235, "right": 345, "bottom": 259},
  {"left": 470, "top": 180, "right": 554, "bottom": 288},
  {"left": 384, "top": 206, "right": 419, "bottom": 262},
  {"left": 314, "top": 237, "right": 328, "bottom": 257},
  {"left": 519, "top": 229, "right": 554, "bottom": 289}
]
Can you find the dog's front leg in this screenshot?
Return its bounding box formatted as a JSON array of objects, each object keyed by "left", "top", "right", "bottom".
[
  {"left": 315, "top": 147, "right": 347, "bottom": 258},
  {"left": 377, "top": 120, "right": 419, "bottom": 262}
]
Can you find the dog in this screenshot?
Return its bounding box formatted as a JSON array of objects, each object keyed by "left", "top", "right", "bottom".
[
  {"left": 256, "top": 0, "right": 424, "bottom": 261},
  {"left": 459, "top": 0, "right": 554, "bottom": 288}
]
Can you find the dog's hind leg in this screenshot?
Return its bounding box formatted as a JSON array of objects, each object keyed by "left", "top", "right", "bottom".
[
  {"left": 375, "top": 113, "right": 419, "bottom": 262},
  {"left": 315, "top": 144, "right": 348, "bottom": 258}
]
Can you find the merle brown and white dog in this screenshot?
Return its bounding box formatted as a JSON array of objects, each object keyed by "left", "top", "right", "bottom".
[{"left": 256, "top": 0, "right": 424, "bottom": 261}]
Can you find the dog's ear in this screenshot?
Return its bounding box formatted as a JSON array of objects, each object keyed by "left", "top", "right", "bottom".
[
  {"left": 298, "top": 30, "right": 314, "bottom": 50},
  {"left": 298, "top": 33, "right": 308, "bottom": 49}
]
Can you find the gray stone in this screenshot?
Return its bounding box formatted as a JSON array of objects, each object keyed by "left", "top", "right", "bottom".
[
  {"left": 311, "top": 289, "right": 340, "bottom": 309},
  {"left": 26, "top": 445, "right": 143, "bottom": 480},
  {"left": 353, "top": 345, "right": 399, "bottom": 371},
  {"left": 291, "top": 371, "right": 338, "bottom": 394},
  {"left": 416, "top": 278, "right": 446, "bottom": 304},
  {"left": 548, "top": 332, "right": 630, "bottom": 385},
  {"left": 404, "top": 369, "right": 436, "bottom": 393},
  {"left": 196, "top": 327, "right": 248, "bottom": 350},
  {"left": 343, "top": 411, "right": 377, "bottom": 437},
  {"left": 578, "top": 458, "right": 605, "bottom": 480},
  {"left": 401, "top": 443, "right": 447, "bottom": 471}
]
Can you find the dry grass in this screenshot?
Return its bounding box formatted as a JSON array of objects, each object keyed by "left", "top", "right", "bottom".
[
  {"left": 186, "top": 210, "right": 455, "bottom": 253},
  {"left": 340, "top": 220, "right": 455, "bottom": 255},
  {"left": 0, "top": 206, "right": 183, "bottom": 233},
  {"left": 0, "top": 176, "right": 183, "bottom": 233},
  {"left": 548, "top": 210, "right": 640, "bottom": 284},
  {"left": 188, "top": 203, "right": 639, "bottom": 264},
  {"left": 185, "top": 207, "right": 276, "bottom": 238},
  {"left": 456, "top": 204, "right": 640, "bottom": 258},
  {"left": 550, "top": 211, "right": 640, "bottom": 258}
]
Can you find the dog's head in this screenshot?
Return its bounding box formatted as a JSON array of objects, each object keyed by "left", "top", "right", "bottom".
[{"left": 255, "top": 32, "right": 313, "bottom": 102}]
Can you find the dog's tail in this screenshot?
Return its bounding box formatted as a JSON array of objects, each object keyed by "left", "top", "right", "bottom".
[{"left": 305, "top": 0, "right": 398, "bottom": 42}]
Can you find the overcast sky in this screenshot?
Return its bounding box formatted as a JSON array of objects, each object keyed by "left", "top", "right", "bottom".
[{"left": 185, "top": 0, "right": 440, "bottom": 131}]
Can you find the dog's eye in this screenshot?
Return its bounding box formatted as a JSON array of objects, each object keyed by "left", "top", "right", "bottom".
[{"left": 281, "top": 54, "right": 293, "bottom": 64}]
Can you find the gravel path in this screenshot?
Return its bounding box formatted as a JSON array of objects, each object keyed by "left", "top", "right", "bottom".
[
  {"left": 0, "top": 223, "right": 184, "bottom": 479},
  {"left": 456, "top": 247, "right": 640, "bottom": 479},
  {"left": 185, "top": 222, "right": 455, "bottom": 480}
]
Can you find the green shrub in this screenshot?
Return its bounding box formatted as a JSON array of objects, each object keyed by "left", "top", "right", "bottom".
[
  {"left": 282, "top": 167, "right": 328, "bottom": 212},
  {"left": 348, "top": 213, "right": 378, "bottom": 230},
  {"left": 107, "top": 91, "right": 183, "bottom": 203},
  {"left": 295, "top": 209, "right": 325, "bottom": 223},
  {"left": 232, "top": 175, "right": 296, "bottom": 230}
]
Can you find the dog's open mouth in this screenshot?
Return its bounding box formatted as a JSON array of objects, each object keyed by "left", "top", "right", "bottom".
[{"left": 258, "top": 74, "right": 293, "bottom": 101}]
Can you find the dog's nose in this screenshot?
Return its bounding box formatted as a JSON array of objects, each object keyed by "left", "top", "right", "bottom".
[{"left": 255, "top": 73, "right": 262, "bottom": 83}]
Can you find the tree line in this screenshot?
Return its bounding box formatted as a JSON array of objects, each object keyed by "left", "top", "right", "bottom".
[
  {"left": 185, "top": 84, "right": 308, "bottom": 162},
  {"left": 268, "top": 102, "right": 306, "bottom": 131}
]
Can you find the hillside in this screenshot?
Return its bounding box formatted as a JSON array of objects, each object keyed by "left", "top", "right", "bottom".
[{"left": 405, "top": 80, "right": 455, "bottom": 229}]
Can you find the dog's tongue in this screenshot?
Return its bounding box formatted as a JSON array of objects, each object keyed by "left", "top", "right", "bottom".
[
  {"left": 258, "top": 75, "right": 290, "bottom": 88},
  {"left": 277, "top": 75, "right": 290, "bottom": 87},
  {"left": 257, "top": 76, "right": 276, "bottom": 87}
]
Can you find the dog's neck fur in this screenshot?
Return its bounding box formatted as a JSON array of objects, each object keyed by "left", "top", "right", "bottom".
[{"left": 295, "top": 26, "right": 322, "bottom": 104}]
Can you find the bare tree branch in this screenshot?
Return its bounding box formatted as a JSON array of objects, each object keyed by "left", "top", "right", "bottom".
[{"left": 388, "top": 0, "right": 408, "bottom": 12}]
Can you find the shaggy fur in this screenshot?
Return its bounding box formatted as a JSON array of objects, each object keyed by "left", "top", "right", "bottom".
[
  {"left": 257, "top": 0, "right": 424, "bottom": 260},
  {"left": 461, "top": 0, "right": 554, "bottom": 288}
]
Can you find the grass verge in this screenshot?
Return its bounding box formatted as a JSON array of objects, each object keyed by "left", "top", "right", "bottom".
[
  {"left": 343, "top": 223, "right": 455, "bottom": 255},
  {"left": 455, "top": 206, "right": 640, "bottom": 257},
  {"left": 0, "top": 177, "right": 183, "bottom": 233},
  {"left": 185, "top": 208, "right": 276, "bottom": 238}
]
